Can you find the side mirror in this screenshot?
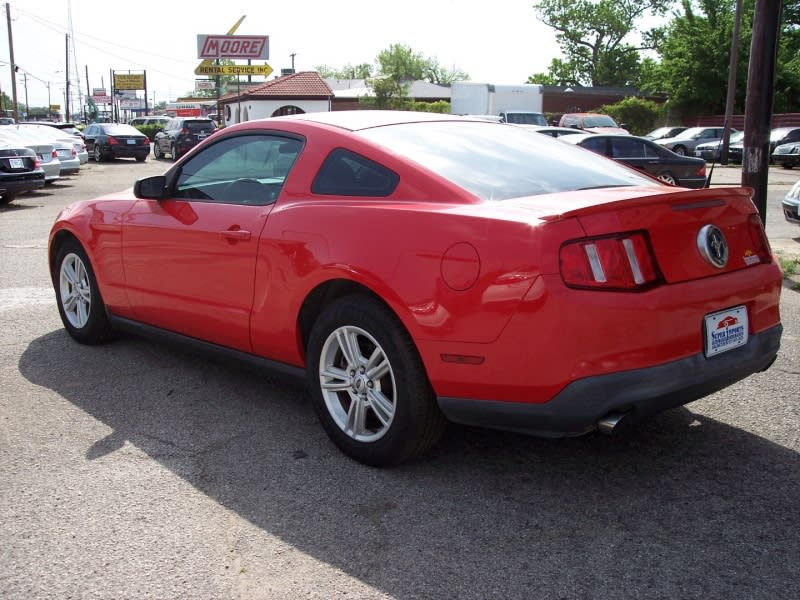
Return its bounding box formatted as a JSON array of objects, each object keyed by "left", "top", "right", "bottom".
[{"left": 134, "top": 175, "right": 167, "bottom": 200}]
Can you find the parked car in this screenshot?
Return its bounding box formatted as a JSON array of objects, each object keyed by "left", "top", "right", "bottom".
[
  {"left": 695, "top": 131, "right": 745, "bottom": 162},
  {"left": 83, "top": 123, "right": 150, "bottom": 162},
  {"left": 654, "top": 126, "right": 733, "bottom": 156},
  {"left": 561, "top": 133, "right": 707, "bottom": 188},
  {"left": 782, "top": 179, "right": 800, "bottom": 224},
  {"left": 21, "top": 121, "right": 85, "bottom": 141},
  {"left": 14, "top": 126, "right": 80, "bottom": 175},
  {"left": 0, "top": 139, "right": 45, "bottom": 204},
  {"left": 16, "top": 123, "right": 86, "bottom": 168},
  {"left": 643, "top": 126, "right": 688, "bottom": 141},
  {"left": 0, "top": 127, "right": 60, "bottom": 184},
  {"left": 48, "top": 111, "right": 783, "bottom": 466},
  {"left": 558, "top": 113, "right": 629, "bottom": 134},
  {"left": 772, "top": 141, "right": 800, "bottom": 169},
  {"left": 769, "top": 126, "right": 800, "bottom": 155},
  {"left": 153, "top": 117, "right": 216, "bottom": 160}
]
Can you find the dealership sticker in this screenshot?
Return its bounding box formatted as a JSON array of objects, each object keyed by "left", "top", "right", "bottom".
[{"left": 704, "top": 305, "right": 748, "bottom": 357}]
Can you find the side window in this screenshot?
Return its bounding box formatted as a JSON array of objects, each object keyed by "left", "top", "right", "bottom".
[
  {"left": 580, "top": 137, "right": 608, "bottom": 155},
  {"left": 312, "top": 149, "right": 399, "bottom": 197},
  {"left": 171, "top": 134, "right": 303, "bottom": 205},
  {"left": 611, "top": 138, "right": 646, "bottom": 158}
]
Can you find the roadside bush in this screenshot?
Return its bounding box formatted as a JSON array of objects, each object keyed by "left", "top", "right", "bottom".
[
  {"left": 133, "top": 124, "right": 164, "bottom": 141},
  {"left": 597, "top": 97, "right": 662, "bottom": 136}
]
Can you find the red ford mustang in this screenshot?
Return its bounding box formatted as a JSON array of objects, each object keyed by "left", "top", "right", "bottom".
[{"left": 48, "top": 111, "right": 783, "bottom": 466}]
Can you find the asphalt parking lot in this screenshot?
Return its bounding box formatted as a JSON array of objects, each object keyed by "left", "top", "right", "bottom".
[{"left": 1, "top": 159, "right": 798, "bottom": 599}]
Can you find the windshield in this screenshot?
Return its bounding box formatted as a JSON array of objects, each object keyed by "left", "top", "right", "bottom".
[
  {"left": 504, "top": 113, "right": 547, "bottom": 126},
  {"left": 771, "top": 128, "right": 794, "bottom": 141},
  {"left": 358, "top": 121, "right": 651, "bottom": 201},
  {"left": 583, "top": 115, "right": 619, "bottom": 128}
]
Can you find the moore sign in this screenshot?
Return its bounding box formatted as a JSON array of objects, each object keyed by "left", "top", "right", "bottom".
[{"left": 197, "top": 35, "right": 269, "bottom": 60}]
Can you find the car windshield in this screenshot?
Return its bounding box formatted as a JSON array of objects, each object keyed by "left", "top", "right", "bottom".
[
  {"left": 504, "top": 113, "right": 547, "bottom": 125},
  {"left": 582, "top": 115, "right": 619, "bottom": 128},
  {"left": 771, "top": 128, "right": 795, "bottom": 141},
  {"left": 358, "top": 121, "right": 651, "bottom": 201}
]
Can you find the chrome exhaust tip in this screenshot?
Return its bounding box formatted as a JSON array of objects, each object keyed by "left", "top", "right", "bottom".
[{"left": 597, "top": 412, "right": 628, "bottom": 435}]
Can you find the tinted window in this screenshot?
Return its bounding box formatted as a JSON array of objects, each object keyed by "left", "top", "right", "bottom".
[
  {"left": 312, "top": 149, "right": 399, "bottom": 197},
  {"left": 580, "top": 137, "right": 608, "bottom": 154},
  {"left": 185, "top": 120, "right": 215, "bottom": 133},
  {"left": 360, "top": 122, "right": 650, "bottom": 201},
  {"left": 172, "top": 134, "right": 303, "bottom": 205},
  {"left": 611, "top": 138, "right": 652, "bottom": 158},
  {"left": 103, "top": 124, "right": 142, "bottom": 136}
]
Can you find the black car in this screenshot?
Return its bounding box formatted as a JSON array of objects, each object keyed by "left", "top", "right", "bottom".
[
  {"left": 561, "top": 133, "right": 707, "bottom": 188},
  {"left": 153, "top": 117, "right": 216, "bottom": 161},
  {"left": 0, "top": 142, "right": 46, "bottom": 205},
  {"left": 769, "top": 127, "right": 800, "bottom": 154},
  {"left": 83, "top": 123, "right": 150, "bottom": 162},
  {"left": 643, "top": 126, "right": 688, "bottom": 141}
]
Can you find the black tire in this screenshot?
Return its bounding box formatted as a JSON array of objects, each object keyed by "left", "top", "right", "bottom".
[
  {"left": 782, "top": 163, "right": 793, "bottom": 170},
  {"left": 171, "top": 144, "right": 179, "bottom": 161},
  {"left": 94, "top": 145, "right": 103, "bottom": 162},
  {"left": 135, "top": 155, "right": 146, "bottom": 163},
  {"left": 673, "top": 145, "right": 687, "bottom": 156},
  {"left": 0, "top": 194, "right": 15, "bottom": 205},
  {"left": 153, "top": 142, "right": 162, "bottom": 159},
  {"left": 53, "top": 237, "right": 115, "bottom": 345},
  {"left": 307, "top": 296, "right": 447, "bottom": 467}
]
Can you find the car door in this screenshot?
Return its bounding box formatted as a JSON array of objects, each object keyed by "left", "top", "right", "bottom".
[
  {"left": 121, "top": 133, "right": 303, "bottom": 351},
  {"left": 609, "top": 137, "right": 653, "bottom": 174}
]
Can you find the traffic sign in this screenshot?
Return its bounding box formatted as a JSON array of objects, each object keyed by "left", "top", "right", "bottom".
[{"left": 194, "top": 64, "right": 273, "bottom": 77}]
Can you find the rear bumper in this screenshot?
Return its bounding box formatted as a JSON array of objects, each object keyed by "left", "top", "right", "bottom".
[
  {"left": 783, "top": 198, "right": 800, "bottom": 224},
  {"left": 0, "top": 173, "right": 46, "bottom": 197},
  {"left": 773, "top": 154, "right": 800, "bottom": 168},
  {"left": 438, "top": 324, "right": 782, "bottom": 437},
  {"left": 108, "top": 145, "right": 150, "bottom": 159}
]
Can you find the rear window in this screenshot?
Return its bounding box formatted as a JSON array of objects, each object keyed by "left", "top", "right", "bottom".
[
  {"left": 103, "top": 125, "right": 142, "bottom": 136},
  {"left": 358, "top": 121, "right": 650, "bottom": 201},
  {"left": 186, "top": 121, "right": 215, "bottom": 133}
]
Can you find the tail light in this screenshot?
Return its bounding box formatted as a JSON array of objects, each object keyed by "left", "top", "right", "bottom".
[
  {"left": 746, "top": 214, "right": 772, "bottom": 263},
  {"left": 51, "top": 149, "right": 58, "bottom": 158},
  {"left": 142, "top": 137, "right": 150, "bottom": 146},
  {"left": 180, "top": 127, "right": 190, "bottom": 136},
  {"left": 34, "top": 157, "right": 41, "bottom": 168},
  {"left": 695, "top": 164, "right": 706, "bottom": 177},
  {"left": 108, "top": 136, "right": 119, "bottom": 145},
  {"left": 560, "top": 231, "right": 663, "bottom": 291},
  {"left": 71, "top": 147, "right": 77, "bottom": 157}
]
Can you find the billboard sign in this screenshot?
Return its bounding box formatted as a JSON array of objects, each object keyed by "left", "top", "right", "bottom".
[
  {"left": 197, "top": 35, "right": 269, "bottom": 60},
  {"left": 114, "top": 73, "right": 145, "bottom": 90}
]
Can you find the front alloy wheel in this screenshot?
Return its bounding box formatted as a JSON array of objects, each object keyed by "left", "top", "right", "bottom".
[{"left": 54, "top": 238, "right": 114, "bottom": 344}]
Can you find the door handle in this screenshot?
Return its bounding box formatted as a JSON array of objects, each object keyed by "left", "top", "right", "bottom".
[{"left": 220, "top": 228, "right": 251, "bottom": 241}]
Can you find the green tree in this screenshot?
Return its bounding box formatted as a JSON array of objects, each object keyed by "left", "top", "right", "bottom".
[
  {"left": 315, "top": 63, "right": 374, "bottom": 79},
  {"left": 532, "top": 0, "right": 672, "bottom": 86},
  {"left": 598, "top": 96, "right": 662, "bottom": 134}
]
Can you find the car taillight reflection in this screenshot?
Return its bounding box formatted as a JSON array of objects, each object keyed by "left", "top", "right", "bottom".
[
  {"left": 560, "top": 232, "right": 663, "bottom": 291},
  {"left": 108, "top": 136, "right": 119, "bottom": 145}
]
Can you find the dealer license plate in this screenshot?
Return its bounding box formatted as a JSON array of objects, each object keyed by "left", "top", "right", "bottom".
[
  {"left": 9, "top": 158, "right": 23, "bottom": 169},
  {"left": 126, "top": 139, "right": 136, "bottom": 145},
  {"left": 704, "top": 305, "right": 748, "bottom": 357}
]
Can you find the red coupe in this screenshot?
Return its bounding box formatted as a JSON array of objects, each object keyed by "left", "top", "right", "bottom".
[{"left": 49, "top": 111, "right": 783, "bottom": 466}]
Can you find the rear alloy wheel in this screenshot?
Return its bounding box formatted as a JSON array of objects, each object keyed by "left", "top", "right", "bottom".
[
  {"left": 153, "top": 142, "right": 162, "bottom": 159},
  {"left": 54, "top": 238, "right": 114, "bottom": 345},
  {"left": 307, "top": 296, "right": 446, "bottom": 467},
  {"left": 673, "top": 146, "right": 687, "bottom": 156},
  {"left": 657, "top": 172, "right": 678, "bottom": 185},
  {"left": 94, "top": 145, "right": 103, "bottom": 162}
]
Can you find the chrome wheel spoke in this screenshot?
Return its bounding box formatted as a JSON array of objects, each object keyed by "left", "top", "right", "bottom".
[
  {"left": 345, "top": 394, "right": 368, "bottom": 437},
  {"left": 335, "top": 328, "right": 362, "bottom": 368},
  {"left": 320, "top": 365, "right": 353, "bottom": 391},
  {"left": 367, "top": 389, "right": 393, "bottom": 427}
]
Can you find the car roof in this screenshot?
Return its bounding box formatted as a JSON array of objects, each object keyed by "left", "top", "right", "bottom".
[{"left": 278, "top": 110, "right": 487, "bottom": 132}]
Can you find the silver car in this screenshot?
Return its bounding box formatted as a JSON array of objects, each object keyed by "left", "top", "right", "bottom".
[
  {"left": 694, "top": 131, "right": 745, "bottom": 162},
  {"left": 15, "top": 125, "right": 82, "bottom": 174},
  {"left": 782, "top": 179, "right": 800, "bottom": 225},
  {"left": 0, "top": 127, "right": 61, "bottom": 184},
  {"left": 655, "top": 126, "right": 733, "bottom": 156}
]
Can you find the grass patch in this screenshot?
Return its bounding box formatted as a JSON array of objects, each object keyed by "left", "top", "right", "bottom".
[{"left": 778, "top": 255, "right": 799, "bottom": 276}]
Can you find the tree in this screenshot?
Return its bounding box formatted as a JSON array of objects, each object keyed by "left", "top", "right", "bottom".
[
  {"left": 532, "top": 0, "right": 672, "bottom": 86},
  {"left": 315, "top": 63, "right": 374, "bottom": 79}
]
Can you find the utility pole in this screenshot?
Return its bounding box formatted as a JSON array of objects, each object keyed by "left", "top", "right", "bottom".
[
  {"left": 720, "top": 0, "right": 743, "bottom": 165},
  {"left": 22, "top": 71, "right": 27, "bottom": 117},
  {"left": 65, "top": 34, "right": 70, "bottom": 120},
  {"left": 742, "top": 0, "right": 783, "bottom": 225},
  {"left": 6, "top": 3, "right": 19, "bottom": 121}
]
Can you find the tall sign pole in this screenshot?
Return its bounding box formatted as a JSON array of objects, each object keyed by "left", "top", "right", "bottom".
[
  {"left": 742, "top": 0, "right": 783, "bottom": 225},
  {"left": 6, "top": 3, "right": 19, "bottom": 121}
]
